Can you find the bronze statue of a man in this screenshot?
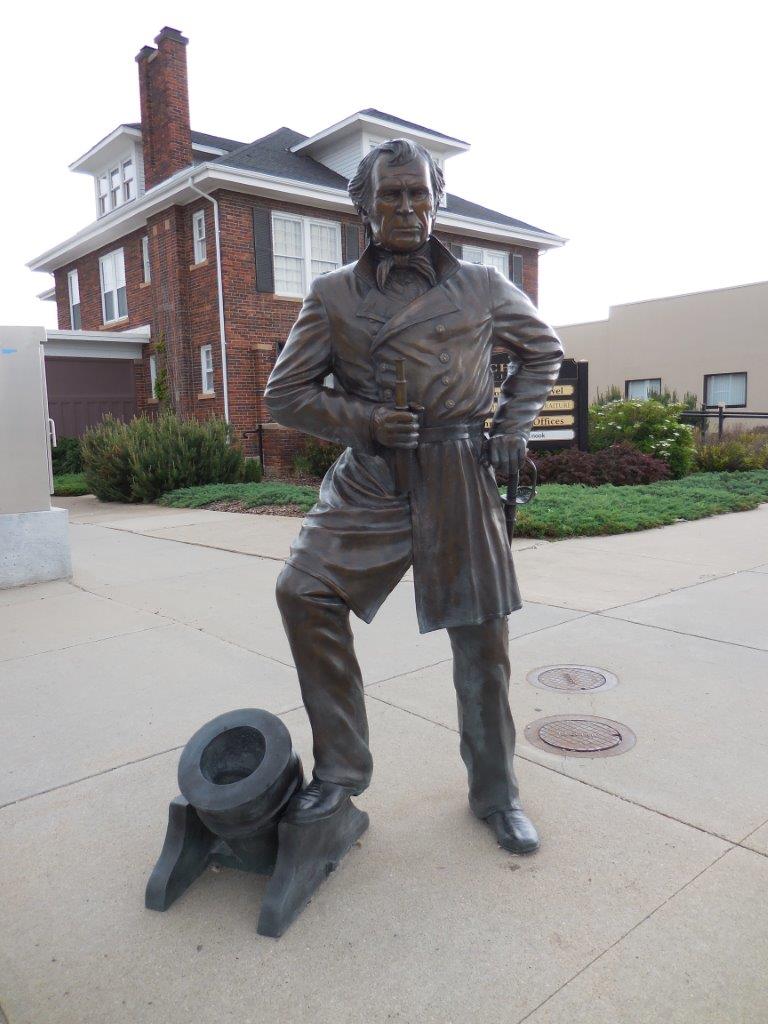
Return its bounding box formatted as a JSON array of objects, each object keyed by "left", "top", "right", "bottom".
[{"left": 265, "top": 139, "right": 563, "bottom": 853}]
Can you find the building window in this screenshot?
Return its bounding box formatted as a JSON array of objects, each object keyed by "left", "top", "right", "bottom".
[
  {"left": 511, "top": 253, "right": 524, "bottom": 289},
  {"left": 462, "top": 244, "right": 509, "bottom": 277},
  {"left": 149, "top": 354, "right": 158, "bottom": 399},
  {"left": 67, "top": 270, "right": 81, "bottom": 330},
  {"left": 193, "top": 210, "right": 207, "bottom": 263},
  {"left": 272, "top": 213, "right": 342, "bottom": 297},
  {"left": 704, "top": 372, "right": 747, "bottom": 407},
  {"left": 141, "top": 235, "right": 151, "bottom": 283},
  {"left": 122, "top": 159, "right": 135, "bottom": 202},
  {"left": 95, "top": 158, "right": 137, "bottom": 217},
  {"left": 99, "top": 248, "right": 127, "bottom": 323},
  {"left": 626, "top": 378, "right": 662, "bottom": 400},
  {"left": 200, "top": 345, "right": 214, "bottom": 394}
]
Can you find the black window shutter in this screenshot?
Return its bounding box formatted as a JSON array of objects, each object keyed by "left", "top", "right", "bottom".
[
  {"left": 449, "top": 242, "right": 463, "bottom": 259},
  {"left": 252, "top": 206, "right": 274, "bottom": 293},
  {"left": 344, "top": 223, "right": 360, "bottom": 264},
  {"left": 511, "top": 253, "right": 524, "bottom": 288}
]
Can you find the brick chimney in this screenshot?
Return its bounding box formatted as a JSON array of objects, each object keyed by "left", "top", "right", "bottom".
[{"left": 136, "top": 27, "right": 193, "bottom": 190}]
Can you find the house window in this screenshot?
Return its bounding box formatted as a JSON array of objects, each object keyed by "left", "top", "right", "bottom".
[
  {"left": 511, "top": 253, "right": 524, "bottom": 289},
  {"left": 704, "top": 372, "right": 747, "bottom": 407},
  {"left": 149, "top": 354, "right": 158, "bottom": 399},
  {"left": 141, "top": 235, "right": 151, "bottom": 283},
  {"left": 95, "top": 158, "right": 137, "bottom": 216},
  {"left": 200, "top": 345, "right": 214, "bottom": 394},
  {"left": 122, "top": 159, "right": 135, "bottom": 202},
  {"left": 626, "top": 378, "right": 662, "bottom": 400},
  {"left": 193, "top": 210, "right": 207, "bottom": 263},
  {"left": 272, "top": 213, "right": 342, "bottom": 297},
  {"left": 67, "top": 270, "right": 81, "bottom": 330},
  {"left": 99, "top": 248, "right": 127, "bottom": 323},
  {"left": 462, "top": 245, "right": 509, "bottom": 277}
]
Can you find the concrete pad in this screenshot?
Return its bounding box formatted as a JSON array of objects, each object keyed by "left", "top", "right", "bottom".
[
  {"left": 0, "top": 700, "right": 726, "bottom": 1024},
  {"left": 564, "top": 504, "right": 768, "bottom": 573},
  {"left": 0, "top": 624, "right": 302, "bottom": 805},
  {"left": 513, "top": 542, "right": 722, "bottom": 612},
  {"left": 523, "top": 847, "right": 768, "bottom": 1024},
  {"left": 0, "top": 579, "right": 78, "bottom": 607},
  {"left": 131, "top": 514, "right": 304, "bottom": 560},
  {"left": 0, "top": 589, "right": 164, "bottom": 663},
  {"left": 750, "top": 563, "right": 768, "bottom": 574},
  {"left": 370, "top": 614, "right": 768, "bottom": 841},
  {"left": 604, "top": 570, "right": 768, "bottom": 650},
  {"left": 68, "top": 524, "right": 246, "bottom": 587},
  {"left": 742, "top": 820, "right": 768, "bottom": 856}
]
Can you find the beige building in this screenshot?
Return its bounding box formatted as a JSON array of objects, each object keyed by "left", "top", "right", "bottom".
[{"left": 556, "top": 281, "right": 768, "bottom": 418}]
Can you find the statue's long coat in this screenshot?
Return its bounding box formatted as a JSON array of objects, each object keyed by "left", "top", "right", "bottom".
[{"left": 265, "top": 239, "right": 564, "bottom": 633}]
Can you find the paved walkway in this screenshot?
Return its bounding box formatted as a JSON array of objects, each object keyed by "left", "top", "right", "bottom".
[{"left": 1, "top": 497, "right": 767, "bottom": 1024}]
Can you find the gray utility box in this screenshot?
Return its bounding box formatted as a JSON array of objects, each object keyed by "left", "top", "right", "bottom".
[{"left": 0, "top": 326, "right": 72, "bottom": 588}]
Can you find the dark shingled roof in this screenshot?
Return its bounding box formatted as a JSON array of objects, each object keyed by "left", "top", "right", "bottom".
[
  {"left": 124, "top": 124, "right": 246, "bottom": 152},
  {"left": 356, "top": 109, "right": 469, "bottom": 147},
  {"left": 442, "top": 194, "right": 562, "bottom": 239}
]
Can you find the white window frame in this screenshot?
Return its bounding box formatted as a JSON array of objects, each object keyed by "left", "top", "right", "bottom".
[
  {"left": 625, "top": 378, "right": 662, "bottom": 400},
  {"left": 94, "top": 156, "right": 137, "bottom": 217},
  {"left": 67, "top": 269, "right": 81, "bottom": 330},
  {"left": 98, "top": 248, "right": 127, "bottom": 324},
  {"left": 271, "top": 212, "right": 342, "bottom": 298},
  {"left": 200, "top": 345, "right": 214, "bottom": 394},
  {"left": 462, "top": 244, "right": 509, "bottom": 277},
  {"left": 193, "top": 210, "right": 207, "bottom": 264},
  {"left": 141, "top": 235, "right": 151, "bottom": 283},
  {"left": 704, "top": 372, "right": 747, "bottom": 408},
  {"left": 149, "top": 354, "right": 158, "bottom": 399}
]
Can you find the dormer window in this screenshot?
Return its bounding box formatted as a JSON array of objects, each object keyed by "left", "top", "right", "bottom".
[{"left": 95, "top": 158, "right": 137, "bottom": 217}]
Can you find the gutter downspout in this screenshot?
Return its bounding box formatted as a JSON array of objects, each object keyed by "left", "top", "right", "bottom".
[{"left": 188, "top": 178, "right": 229, "bottom": 424}]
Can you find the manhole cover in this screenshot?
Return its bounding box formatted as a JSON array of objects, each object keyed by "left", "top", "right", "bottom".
[
  {"left": 526, "top": 665, "right": 618, "bottom": 692},
  {"left": 524, "top": 716, "right": 636, "bottom": 758}
]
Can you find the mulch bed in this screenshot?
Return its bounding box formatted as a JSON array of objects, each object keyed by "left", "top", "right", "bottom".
[{"left": 206, "top": 500, "right": 306, "bottom": 517}]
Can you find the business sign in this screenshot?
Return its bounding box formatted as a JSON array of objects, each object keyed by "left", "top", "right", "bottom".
[{"left": 488, "top": 356, "right": 588, "bottom": 451}]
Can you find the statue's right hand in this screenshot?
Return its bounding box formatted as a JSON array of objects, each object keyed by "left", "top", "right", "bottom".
[{"left": 372, "top": 406, "right": 420, "bottom": 449}]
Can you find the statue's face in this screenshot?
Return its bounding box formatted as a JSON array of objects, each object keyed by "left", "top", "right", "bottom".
[{"left": 367, "top": 155, "right": 435, "bottom": 252}]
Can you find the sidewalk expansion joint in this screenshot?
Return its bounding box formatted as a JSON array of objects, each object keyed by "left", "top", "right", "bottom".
[
  {"left": 597, "top": 567, "right": 743, "bottom": 614},
  {"left": 594, "top": 612, "right": 768, "bottom": 655},
  {"left": 514, "top": 844, "right": 736, "bottom": 1024},
  {"left": 80, "top": 520, "right": 288, "bottom": 564},
  {"left": 0, "top": 622, "right": 173, "bottom": 669}
]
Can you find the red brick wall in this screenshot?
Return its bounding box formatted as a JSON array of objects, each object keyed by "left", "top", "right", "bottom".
[
  {"left": 136, "top": 28, "right": 193, "bottom": 191},
  {"left": 52, "top": 191, "right": 541, "bottom": 476}
]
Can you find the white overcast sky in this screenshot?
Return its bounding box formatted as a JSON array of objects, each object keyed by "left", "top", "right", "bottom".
[{"left": 2, "top": 0, "right": 766, "bottom": 330}]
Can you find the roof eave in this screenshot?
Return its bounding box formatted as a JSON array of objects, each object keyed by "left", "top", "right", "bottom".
[
  {"left": 69, "top": 125, "right": 142, "bottom": 173},
  {"left": 291, "top": 112, "right": 470, "bottom": 157},
  {"left": 28, "top": 163, "right": 563, "bottom": 273}
]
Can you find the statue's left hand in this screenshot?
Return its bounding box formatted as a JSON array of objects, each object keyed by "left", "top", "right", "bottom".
[{"left": 485, "top": 434, "right": 527, "bottom": 481}]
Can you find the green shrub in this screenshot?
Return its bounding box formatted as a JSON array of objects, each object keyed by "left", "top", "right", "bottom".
[
  {"left": 81, "top": 416, "right": 133, "bottom": 502},
  {"left": 81, "top": 412, "right": 246, "bottom": 503},
  {"left": 51, "top": 436, "right": 83, "bottom": 475},
  {"left": 589, "top": 397, "right": 696, "bottom": 477},
  {"left": 240, "top": 458, "right": 263, "bottom": 483},
  {"left": 293, "top": 437, "right": 345, "bottom": 478},
  {"left": 695, "top": 436, "right": 768, "bottom": 472}
]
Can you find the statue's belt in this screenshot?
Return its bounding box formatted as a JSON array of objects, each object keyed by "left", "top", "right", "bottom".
[{"left": 417, "top": 421, "right": 486, "bottom": 444}]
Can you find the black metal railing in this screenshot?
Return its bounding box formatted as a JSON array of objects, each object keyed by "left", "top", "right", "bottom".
[{"left": 681, "top": 406, "right": 768, "bottom": 440}]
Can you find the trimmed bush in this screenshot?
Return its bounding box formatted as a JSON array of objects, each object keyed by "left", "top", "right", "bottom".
[
  {"left": 695, "top": 436, "right": 768, "bottom": 472},
  {"left": 293, "top": 437, "right": 345, "bottom": 478},
  {"left": 81, "top": 412, "right": 246, "bottom": 503},
  {"left": 51, "top": 436, "right": 83, "bottom": 475},
  {"left": 53, "top": 473, "right": 90, "bottom": 496},
  {"left": 533, "top": 444, "right": 672, "bottom": 486},
  {"left": 589, "top": 398, "right": 696, "bottom": 477}
]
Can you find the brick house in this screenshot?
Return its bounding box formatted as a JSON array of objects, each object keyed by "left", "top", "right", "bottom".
[{"left": 29, "top": 26, "right": 565, "bottom": 473}]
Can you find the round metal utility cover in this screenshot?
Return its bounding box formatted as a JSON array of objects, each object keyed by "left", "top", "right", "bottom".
[
  {"left": 526, "top": 665, "right": 618, "bottom": 693},
  {"left": 524, "top": 715, "right": 636, "bottom": 758}
]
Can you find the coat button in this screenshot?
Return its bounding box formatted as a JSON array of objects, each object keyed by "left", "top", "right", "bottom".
[
  {"left": 439, "top": 351, "right": 450, "bottom": 363},
  {"left": 383, "top": 388, "right": 393, "bottom": 400},
  {"left": 436, "top": 324, "right": 446, "bottom": 334},
  {"left": 445, "top": 398, "right": 455, "bottom": 409},
  {"left": 441, "top": 375, "right": 451, "bottom": 385}
]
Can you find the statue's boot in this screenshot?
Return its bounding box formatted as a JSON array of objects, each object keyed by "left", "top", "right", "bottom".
[
  {"left": 285, "top": 777, "right": 359, "bottom": 824},
  {"left": 485, "top": 809, "right": 540, "bottom": 854}
]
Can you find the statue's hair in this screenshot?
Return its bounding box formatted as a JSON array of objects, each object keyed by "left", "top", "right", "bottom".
[{"left": 348, "top": 138, "right": 445, "bottom": 238}]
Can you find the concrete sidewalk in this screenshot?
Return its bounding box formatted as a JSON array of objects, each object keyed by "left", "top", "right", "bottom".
[{"left": 1, "top": 497, "right": 767, "bottom": 1024}]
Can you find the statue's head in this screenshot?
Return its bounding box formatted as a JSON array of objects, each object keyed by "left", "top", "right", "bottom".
[{"left": 348, "top": 138, "right": 445, "bottom": 253}]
